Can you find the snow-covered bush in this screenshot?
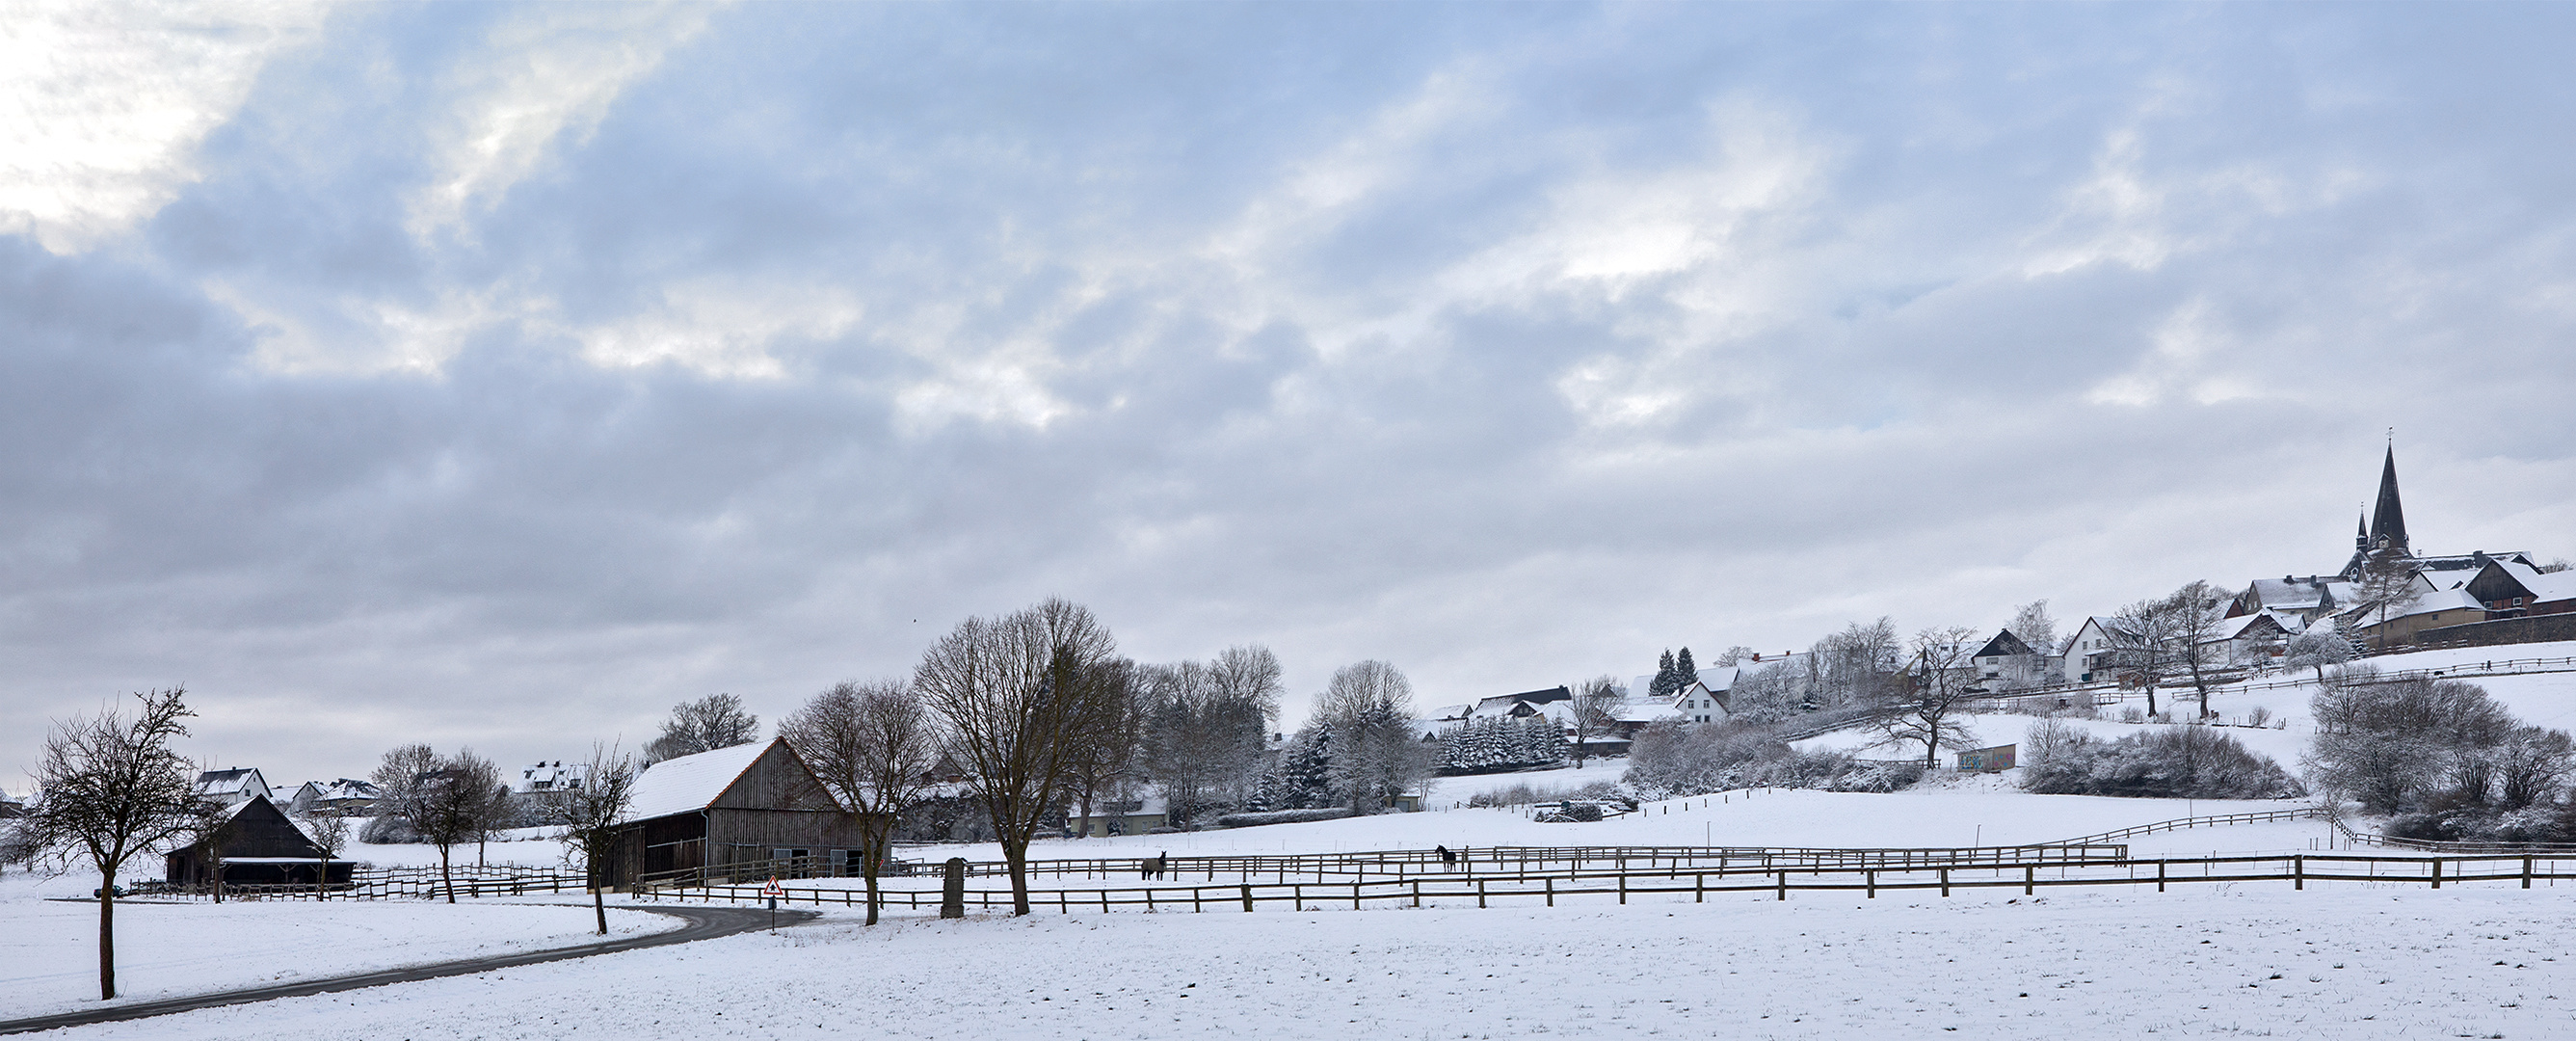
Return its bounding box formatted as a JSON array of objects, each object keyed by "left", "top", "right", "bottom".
[
  {"left": 1215, "top": 807, "right": 1355, "bottom": 828},
  {"left": 1623, "top": 723, "right": 1917, "bottom": 798},
  {"left": 1468, "top": 779, "right": 1625, "bottom": 809},
  {"left": 2021, "top": 724, "right": 2302, "bottom": 799}
]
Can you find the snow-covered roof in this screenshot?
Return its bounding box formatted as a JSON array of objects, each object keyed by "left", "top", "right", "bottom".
[
  {"left": 2390, "top": 586, "right": 2487, "bottom": 619},
  {"left": 1611, "top": 701, "right": 1675, "bottom": 724},
  {"left": 1691, "top": 665, "right": 1742, "bottom": 693},
  {"left": 623, "top": 740, "right": 775, "bottom": 822},
  {"left": 1425, "top": 703, "right": 1474, "bottom": 721}
]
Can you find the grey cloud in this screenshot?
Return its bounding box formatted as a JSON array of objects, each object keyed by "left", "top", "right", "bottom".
[{"left": 5, "top": 5, "right": 2576, "bottom": 786}]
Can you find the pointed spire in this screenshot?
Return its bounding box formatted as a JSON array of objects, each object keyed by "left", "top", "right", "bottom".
[{"left": 2369, "top": 442, "right": 2408, "bottom": 554}]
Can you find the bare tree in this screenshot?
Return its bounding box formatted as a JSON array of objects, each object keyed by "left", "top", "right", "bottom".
[
  {"left": 1315, "top": 660, "right": 1429, "bottom": 814},
  {"left": 646, "top": 694, "right": 761, "bottom": 764},
  {"left": 414, "top": 750, "right": 505, "bottom": 903},
  {"left": 1879, "top": 627, "right": 1982, "bottom": 769},
  {"left": 296, "top": 809, "right": 350, "bottom": 900},
  {"left": 916, "top": 598, "right": 1126, "bottom": 916},
  {"left": 1566, "top": 676, "right": 1623, "bottom": 767},
  {"left": 1063, "top": 659, "right": 1143, "bottom": 834},
  {"left": 782, "top": 680, "right": 943, "bottom": 924},
  {"left": 2496, "top": 726, "right": 2576, "bottom": 811},
  {"left": 2108, "top": 595, "right": 2187, "bottom": 717},
  {"left": 2008, "top": 601, "right": 2059, "bottom": 662},
  {"left": 21, "top": 688, "right": 200, "bottom": 1000},
  {"left": 174, "top": 796, "right": 234, "bottom": 902},
  {"left": 365, "top": 743, "right": 438, "bottom": 843},
  {"left": 2164, "top": 580, "right": 2230, "bottom": 719},
  {"left": 554, "top": 742, "right": 638, "bottom": 935}
]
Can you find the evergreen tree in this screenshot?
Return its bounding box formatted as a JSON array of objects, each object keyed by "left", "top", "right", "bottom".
[
  {"left": 1649, "top": 650, "right": 1680, "bottom": 699},
  {"left": 1674, "top": 647, "right": 1699, "bottom": 688}
]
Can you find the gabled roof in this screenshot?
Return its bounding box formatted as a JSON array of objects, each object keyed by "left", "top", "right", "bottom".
[
  {"left": 623, "top": 740, "right": 776, "bottom": 822},
  {"left": 1970, "top": 629, "right": 2035, "bottom": 658}
]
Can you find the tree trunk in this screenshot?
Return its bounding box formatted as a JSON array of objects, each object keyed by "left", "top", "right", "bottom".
[
  {"left": 97, "top": 868, "right": 117, "bottom": 1000},
  {"left": 316, "top": 856, "right": 326, "bottom": 901},
  {"left": 2144, "top": 681, "right": 2159, "bottom": 717},
  {"left": 592, "top": 887, "right": 608, "bottom": 936},
  {"left": 1002, "top": 834, "right": 1032, "bottom": 916},
  {"left": 439, "top": 846, "right": 456, "bottom": 904},
  {"left": 860, "top": 817, "right": 888, "bottom": 926}
]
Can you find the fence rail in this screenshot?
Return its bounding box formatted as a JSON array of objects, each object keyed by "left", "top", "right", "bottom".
[
  {"left": 651, "top": 851, "right": 2576, "bottom": 915},
  {"left": 641, "top": 841, "right": 2137, "bottom": 890}
]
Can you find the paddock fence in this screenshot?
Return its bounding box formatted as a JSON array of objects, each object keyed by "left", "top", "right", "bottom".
[{"left": 648, "top": 850, "right": 2576, "bottom": 916}]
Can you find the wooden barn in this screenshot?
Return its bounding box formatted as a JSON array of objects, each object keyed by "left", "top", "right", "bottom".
[
  {"left": 611, "top": 737, "right": 871, "bottom": 888},
  {"left": 165, "top": 794, "right": 357, "bottom": 888}
]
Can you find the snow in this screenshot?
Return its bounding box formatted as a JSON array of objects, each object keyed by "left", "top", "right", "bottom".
[
  {"left": 0, "top": 872, "right": 676, "bottom": 1021},
  {"left": 21, "top": 643, "right": 2576, "bottom": 1037},
  {"left": 30, "top": 887, "right": 2576, "bottom": 1040},
  {"left": 624, "top": 739, "right": 775, "bottom": 821}
]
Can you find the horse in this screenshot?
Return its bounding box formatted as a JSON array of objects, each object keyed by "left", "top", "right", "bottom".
[{"left": 1142, "top": 852, "right": 1168, "bottom": 880}]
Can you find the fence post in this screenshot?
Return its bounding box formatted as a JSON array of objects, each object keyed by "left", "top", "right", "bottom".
[
  {"left": 1697, "top": 873, "right": 1706, "bottom": 903},
  {"left": 1866, "top": 869, "right": 1875, "bottom": 899},
  {"left": 2524, "top": 857, "right": 2534, "bottom": 890},
  {"left": 2025, "top": 865, "right": 2033, "bottom": 896},
  {"left": 1546, "top": 877, "right": 1554, "bottom": 907},
  {"left": 2294, "top": 856, "right": 2302, "bottom": 891},
  {"left": 1413, "top": 879, "right": 1421, "bottom": 908},
  {"left": 1940, "top": 868, "right": 1950, "bottom": 897},
  {"left": 1242, "top": 884, "right": 1256, "bottom": 912},
  {"left": 1777, "top": 871, "right": 1787, "bottom": 901},
  {"left": 2431, "top": 859, "right": 2441, "bottom": 889},
  {"left": 2157, "top": 862, "right": 2165, "bottom": 893},
  {"left": 1619, "top": 874, "right": 1627, "bottom": 905},
  {"left": 1353, "top": 884, "right": 1362, "bottom": 911},
  {"left": 1477, "top": 879, "right": 1486, "bottom": 909}
]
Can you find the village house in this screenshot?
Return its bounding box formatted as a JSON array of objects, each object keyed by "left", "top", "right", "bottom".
[
  {"left": 281, "top": 778, "right": 380, "bottom": 816},
  {"left": 2464, "top": 557, "right": 2576, "bottom": 618},
  {"left": 1069, "top": 793, "right": 1168, "bottom": 837},
  {"left": 193, "top": 767, "right": 273, "bottom": 810}
]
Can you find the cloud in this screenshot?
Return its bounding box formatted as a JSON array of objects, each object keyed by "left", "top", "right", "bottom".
[
  {"left": 405, "top": 3, "right": 713, "bottom": 242},
  {"left": 3, "top": 4, "right": 2575, "bottom": 788},
  {"left": 0, "top": 1, "right": 324, "bottom": 253}
]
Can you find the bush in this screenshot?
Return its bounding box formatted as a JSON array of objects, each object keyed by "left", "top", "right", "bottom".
[
  {"left": 2021, "top": 724, "right": 2303, "bottom": 799},
  {"left": 1468, "top": 779, "right": 1625, "bottom": 809},
  {"left": 1622, "top": 722, "right": 1920, "bottom": 798},
  {"left": 1214, "top": 807, "right": 1356, "bottom": 828}
]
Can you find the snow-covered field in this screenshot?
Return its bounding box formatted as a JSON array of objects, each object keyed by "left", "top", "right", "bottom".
[
  {"left": 0, "top": 872, "right": 675, "bottom": 1020},
  {"left": 37, "top": 886, "right": 2576, "bottom": 1040},
  {"left": 18, "top": 643, "right": 2576, "bottom": 1036}
]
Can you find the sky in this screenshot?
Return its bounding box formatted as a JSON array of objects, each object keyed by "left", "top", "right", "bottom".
[{"left": 5, "top": 2, "right": 2574, "bottom": 789}]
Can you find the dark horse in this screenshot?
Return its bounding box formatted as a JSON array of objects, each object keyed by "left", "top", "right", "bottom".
[{"left": 1142, "top": 852, "right": 1168, "bottom": 880}]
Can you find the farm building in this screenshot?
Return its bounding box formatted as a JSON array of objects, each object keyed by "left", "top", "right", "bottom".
[
  {"left": 610, "top": 737, "right": 872, "bottom": 888},
  {"left": 165, "top": 794, "right": 357, "bottom": 887}
]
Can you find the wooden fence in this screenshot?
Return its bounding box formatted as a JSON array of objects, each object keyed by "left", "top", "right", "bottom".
[
  {"left": 647, "top": 840, "right": 2135, "bottom": 891},
  {"left": 650, "top": 851, "right": 2576, "bottom": 915}
]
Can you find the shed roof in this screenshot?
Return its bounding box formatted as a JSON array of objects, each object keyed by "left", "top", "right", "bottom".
[{"left": 623, "top": 740, "right": 774, "bottom": 823}]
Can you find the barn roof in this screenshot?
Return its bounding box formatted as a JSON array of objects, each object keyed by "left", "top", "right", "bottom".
[{"left": 623, "top": 739, "right": 775, "bottom": 823}]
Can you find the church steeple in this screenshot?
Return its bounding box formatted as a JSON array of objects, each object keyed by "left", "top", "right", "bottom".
[{"left": 2369, "top": 442, "right": 2408, "bottom": 555}]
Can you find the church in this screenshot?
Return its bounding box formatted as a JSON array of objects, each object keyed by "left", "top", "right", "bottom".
[{"left": 2334, "top": 444, "right": 2532, "bottom": 583}]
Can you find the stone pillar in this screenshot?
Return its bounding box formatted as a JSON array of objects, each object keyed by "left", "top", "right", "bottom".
[{"left": 940, "top": 857, "right": 967, "bottom": 920}]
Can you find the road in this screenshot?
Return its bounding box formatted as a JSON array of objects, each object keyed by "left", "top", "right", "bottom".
[{"left": 0, "top": 903, "right": 819, "bottom": 1035}]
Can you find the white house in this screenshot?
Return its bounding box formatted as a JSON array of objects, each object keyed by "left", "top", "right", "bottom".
[{"left": 193, "top": 767, "right": 272, "bottom": 809}]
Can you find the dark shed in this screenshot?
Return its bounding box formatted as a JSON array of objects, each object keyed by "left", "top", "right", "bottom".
[{"left": 165, "top": 794, "right": 358, "bottom": 887}]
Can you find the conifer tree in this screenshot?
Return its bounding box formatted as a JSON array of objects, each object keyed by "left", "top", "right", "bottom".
[{"left": 1674, "top": 647, "right": 1699, "bottom": 687}]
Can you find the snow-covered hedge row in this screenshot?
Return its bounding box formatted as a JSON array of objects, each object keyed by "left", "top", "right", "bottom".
[
  {"left": 1621, "top": 722, "right": 1923, "bottom": 799},
  {"left": 1214, "top": 807, "right": 1356, "bottom": 828},
  {"left": 2019, "top": 719, "right": 2303, "bottom": 799}
]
